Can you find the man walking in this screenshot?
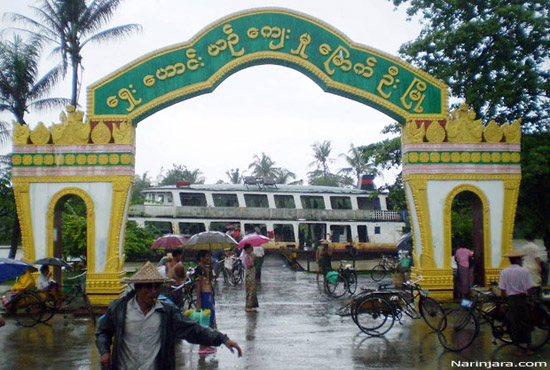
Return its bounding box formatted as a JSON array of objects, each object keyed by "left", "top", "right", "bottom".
[
  {"left": 498, "top": 249, "right": 534, "bottom": 357},
  {"left": 96, "top": 261, "right": 242, "bottom": 370}
]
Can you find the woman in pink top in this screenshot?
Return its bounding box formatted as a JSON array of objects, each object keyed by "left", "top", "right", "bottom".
[{"left": 454, "top": 246, "right": 474, "bottom": 298}]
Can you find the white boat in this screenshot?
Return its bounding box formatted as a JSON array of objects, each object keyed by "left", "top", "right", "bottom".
[{"left": 129, "top": 179, "right": 406, "bottom": 251}]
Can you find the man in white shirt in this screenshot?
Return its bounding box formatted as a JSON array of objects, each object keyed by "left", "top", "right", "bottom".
[
  {"left": 521, "top": 234, "right": 542, "bottom": 299},
  {"left": 96, "top": 262, "right": 242, "bottom": 370},
  {"left": 253, "top": 245, "right": 265, "bottom": 281}
]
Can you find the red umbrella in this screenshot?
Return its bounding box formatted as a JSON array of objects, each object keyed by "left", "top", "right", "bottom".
[
  {"left": 237, "top": 234, "right": 270, "bottom": 249},
  {"left": 152, "top": 234, "right": 188, "bottom": 250}
]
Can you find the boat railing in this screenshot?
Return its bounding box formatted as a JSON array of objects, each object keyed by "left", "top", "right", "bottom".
[{"left": 129, "top": 204, "right": 403, "bottom": 222}]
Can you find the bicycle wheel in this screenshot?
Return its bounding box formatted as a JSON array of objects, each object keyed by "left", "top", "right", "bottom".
[
  {"left": 12, "top": 292, "right": 44, "bottom": 327},
  {"left": 419, "top": 296, "right": 444, "bottom": 331},
  {"left": 437, "top": 308, "right": 479, "bottom": 351},
  {"left": 325, "top": 274, "right": 348, "bottom": 298},
  {"left": 38, "top": 295, "right": 57, "bottom": 323},
  {"left": 347, "top": 270, "right": 358, "bottom": 295},
  {"left": 353, "top": 295, "right": 395, "bottom": 336},
  {"left": 370, "top": 264, "right": 386, "bottom": 282},
  {"left": 530, "top": 303, "right": 550, "bottom": 350}
]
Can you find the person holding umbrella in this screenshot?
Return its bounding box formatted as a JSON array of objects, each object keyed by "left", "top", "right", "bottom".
[{"left": 243, "top": 244, "right": 259, "bottom": 312}]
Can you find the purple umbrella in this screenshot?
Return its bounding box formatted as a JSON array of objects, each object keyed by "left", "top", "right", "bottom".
[
  {"left": 152, "top": 234, "right": 188, "bottom": 250},
  {"left": 237, "top": 234, "right": 271, "bottom": 249}
]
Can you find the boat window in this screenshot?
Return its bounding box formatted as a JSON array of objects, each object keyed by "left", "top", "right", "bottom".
[
  {"left": 179, "top": 192, "right": 207, "bottom": 207},
  {"left": 357, "top": 197, "right": 381, "bottom": 210},
  {"left": 358, "top": 225, "right": 369, "bottom": 242},
  {"left": 298, "top": 223, "right": 326, "bottom": 248},
  {"left": 300, "top": 196, "right": 325, "bottom": 209},
  {"left": 244, "top": 194, "right": 269, "bottom": 208},
  {"left": 274, "top": 195, "right": 295, "bottom": 208},
  {"left": 210, "top": 222, "right": 241, "bottom": 233},
  {"left": 375, "top": 226, "right": 381, "bottom": 234},
  {"left": 273, "top": 224, "right": 295, "bottom": 242},
  {"left": 178, "top": 222, "right": 206, "bottom": 235},
  {"left": 330, "top": 225, "right": 352, "bottom": 242},
  {"left": 145, "top": 221, "right": 173, "bottom": 236},
  {"left": 213, "top": 193, "right": 239, "bottom": 207},
  {"left": 157, "top": 194, "right": 164, "bottom": 203},
  {"left": 330, "top": 196, "right": 352, "bottom": 210},
  {"left": 244, "top": 223, "right": 267, "bottom": 236}
]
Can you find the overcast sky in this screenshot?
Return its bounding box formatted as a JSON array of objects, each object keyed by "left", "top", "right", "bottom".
[{"left": 0, "top": 0, "right": 423, "bottom": 186}]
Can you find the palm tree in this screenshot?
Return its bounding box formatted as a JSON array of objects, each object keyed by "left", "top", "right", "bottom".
[
  {"left": 5, "top": 0, "right": 142, "bottom": 106},
  {"left": 339, "top": 144, "right": 381, "bottom": 188},
  {"left": 248, "top": 153, "right": 280, "bottom": 178},
  {"left": 309, "top": 140, "right": 334, "bottom": 181},
  {"left": 274, "top": 168, "right": 296, "bottom": 184},
  {"left": 0, "top": 35, "right": 68, "bottom": 125},
  {"left": 225, "top": 168, "right": 241, "bottom": 184}
]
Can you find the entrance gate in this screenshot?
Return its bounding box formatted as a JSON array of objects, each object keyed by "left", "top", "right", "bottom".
[{"left": 11, "top": 9, "right": 521, "bottom": 303}]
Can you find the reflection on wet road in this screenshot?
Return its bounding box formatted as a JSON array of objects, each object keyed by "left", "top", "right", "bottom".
[{"left": 1, "top": 256, "right": 548, "bottom": 369}]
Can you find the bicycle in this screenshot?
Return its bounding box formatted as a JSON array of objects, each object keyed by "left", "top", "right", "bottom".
[
  {"left": 351, "top": 274, "right": 444, "bottom": 336},
  {"left": 324, "top": 260, "right": 358, "bottom": 298},
  {"left": 4, "top": 291, "right": 44, "bottom": 327},
  {"left": 437, "top": 286, "right": 550, "bottom": 352},
  {"left": 39, "top": 270, "right": 96, "bottom": 325},
  {"left": 370, "top": 254, "right": 399, "bottom": 282},
  {"left": 218, "top": 256, "right": 244, "bottom": 286}
]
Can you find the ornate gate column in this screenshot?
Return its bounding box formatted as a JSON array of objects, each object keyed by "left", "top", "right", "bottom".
[
  {"left": 402, "top": 104, "right": 522, "bottom": 300},
  {"left": 12, "top": 107, "right": 135, "bottom": 305}
]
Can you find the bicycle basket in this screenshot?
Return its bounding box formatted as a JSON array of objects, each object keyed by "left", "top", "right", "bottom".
[{"left": 326, "top": 271, "right": 339, "bottom": 284}]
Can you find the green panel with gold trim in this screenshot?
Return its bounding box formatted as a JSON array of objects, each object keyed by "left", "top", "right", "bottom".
[
  {"left": 89, "top": 8, "right": 448, "bottom": 124},
  {"left": 404, "top": 151, "right": 521, "bottom": 165},
  {"left": 12, "top": 153, "right": 135, "bottom": 167}
]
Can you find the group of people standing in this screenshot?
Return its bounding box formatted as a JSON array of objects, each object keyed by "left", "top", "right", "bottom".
[{"left": 95, "top": 240, "right": 267, "bottom": 369}]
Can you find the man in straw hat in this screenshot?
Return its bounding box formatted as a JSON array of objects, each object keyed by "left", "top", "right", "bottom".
[
  {"left": 498, "top": 249, "right": 534, "bottom": 357},
  {"left": 96, "top": 262, "right": 242, "bottom": 370},
  {"left": 316, "top": 239, "right": 333, "bottom": 282}
]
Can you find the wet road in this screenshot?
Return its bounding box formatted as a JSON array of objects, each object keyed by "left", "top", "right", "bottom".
[{"left": 1, "top": 256, "right": 549, "bottom": 369}]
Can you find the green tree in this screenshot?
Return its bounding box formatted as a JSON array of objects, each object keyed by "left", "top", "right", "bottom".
[
  {"left": 225, "top": 168, "right": 241, "bottom": 184},
  {"left": 274, "top": 168, "right": 296, "bottom": 184},
  {"left": 132, "top": 172, "right": 151, "bottom": 204},
  {"left": 339, "top": 143, "right": 381, "bottom": 188},
  {"left": 159, "top": 164, "right": 205, "bottom": 185},
  {"left": 248, "top": 153, "right": 279, "bottom": 178},
  {"left": 391, "top": 0, "right": 550, "bottom": 131},
  {"left": 309, "top": 140, "right": 334, "bottom": 181},
  {"left": 0, "top": 169, "right": 20, "bottom": 258},
  {"left": 0, "top": 35, "right": 68, "bottom": 125},
  {"left": 6, "top": 0, "right": 141, "bottom": 106},
  {"left": 514, "top": 132, "right": 550, "bottom": 250},
  {"left": 307, "top": 170, "right": 352, "bottom": 187},
  {"left": 124, "top": 221, "right": 160, "bottom": 261},
  {"left": 60, "top": 196, "right": 87, "bottom": 260}
]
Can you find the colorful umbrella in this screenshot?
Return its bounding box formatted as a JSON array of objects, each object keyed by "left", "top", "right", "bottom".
[
  {"left": 184, "top": 231, "right": 237, "bottom": 250},
  {"left": 152, "top": 234, "right": 188, "bottom": 250},
  {"left": 0, "top": 258, "right": 37, "bottom": 284},
  {"left": 237, "top": 233, "right": 271, "bottom": 249}
]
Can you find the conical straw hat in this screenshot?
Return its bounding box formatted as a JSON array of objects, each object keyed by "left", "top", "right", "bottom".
[
  {"left": 504, "top": 249, "right": 526, "bottom": 258},
  {"left": 123, "top": 261, "right": 167, "bottom": 284}
]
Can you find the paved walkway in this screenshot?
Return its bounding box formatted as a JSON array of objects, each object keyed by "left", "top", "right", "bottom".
[{"left": 1, "top": 256, "right": 549, "bottom": 369}]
